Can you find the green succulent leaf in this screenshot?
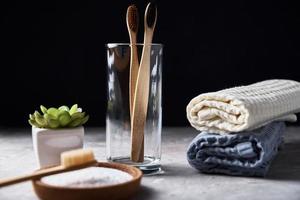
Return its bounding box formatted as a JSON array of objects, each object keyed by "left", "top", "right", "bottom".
[
  {"left": 29, "top": 114, "right": 35, "bottom": 120},
  {"left": 47, "top": 108, "right": 59, "bottom": 117},
  {"left": 34, "top": 111, "right": 42, "bottom": 118},
  {"left": 28, "top": 119, "right": 39, "bottom": 127},
  {"left": 58, "top": 110, "right": 71, "bottom": 126},
  {"left": 69, "top": 118, "right": 82, "bottom": 127},
  {"left": 80, "top": 115, "right": 89, "bottom": 125},
  {"left": 70, "top": 104, "right": 78, "bottom": 115},
  {"left": 44, "top": 113, "right": 56, "bottom": 120},
  {"left": 35, "top": 116, "right": 47, "bottom": 127},
  {"left": 40, "top": 105, "right": 48, "bottom": 114},
  {"left": 29, "top": 104, "right": 88, "bottom": 129},
  {"left": 71, "top": 111, "right": 84, "bottom": 119},
  {"left": 59, "top": 105, "right": 69, "bottom": 111},
  {"left": 48, "top": 119, "right": 60, "bottom": 128}
]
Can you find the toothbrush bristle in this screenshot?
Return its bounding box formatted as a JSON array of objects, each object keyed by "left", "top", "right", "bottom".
[
  {"left": 127, "top": 5, "right": 139, "bottom": 32},
  {"left": 61, "top": 149, "right": 96, "bottom": 168},
  {"left": 146, "top": 3, "right": 157, "bottom": 28}
]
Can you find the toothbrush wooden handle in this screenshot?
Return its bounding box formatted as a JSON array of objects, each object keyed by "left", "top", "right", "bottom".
[
  {"left": 129, "top": 41, "right": 140, "bottom": 117},
  {"left": 0, "top": 174, "right": 36, "bottom": 187},
  {"left": 131, "top": 42, "right": 151, "bottom": 162},
  {"left": 0, "top": 166, "right": 63, "bottom": 187},
  {"left": 131, "top": 2, "right": 157, "bottom": 163}
]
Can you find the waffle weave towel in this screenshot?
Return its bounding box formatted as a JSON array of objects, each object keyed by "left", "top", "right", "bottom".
[
  {"left": 187, "top": 122, "right": 285, "bottom": 177},
  {"left": 186, "top": 79, "right": 300, "bottom": 134}
]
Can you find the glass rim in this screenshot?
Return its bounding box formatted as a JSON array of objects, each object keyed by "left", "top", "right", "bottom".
[{"left": 106, "top": 43, "right": 163, "bottom": 47}]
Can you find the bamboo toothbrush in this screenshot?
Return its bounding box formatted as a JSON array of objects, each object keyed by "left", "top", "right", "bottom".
[
  {"left": 0, "top": 149, "right": 97, "bottom": 187},
  {"left": 126, "top": 5, "right": 139, "bottom": 117},
  {"left": 131, "top": 2, "right": 157, "bottom": 162}
]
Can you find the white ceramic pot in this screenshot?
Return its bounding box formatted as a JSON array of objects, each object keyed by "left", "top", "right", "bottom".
[{"left": 32, "top": 126, "right": 84, "bottom": 168}]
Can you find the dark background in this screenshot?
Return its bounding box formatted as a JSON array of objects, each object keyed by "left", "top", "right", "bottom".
[{"left": 1, "top": 0, "right": 300, "bottom": 127}]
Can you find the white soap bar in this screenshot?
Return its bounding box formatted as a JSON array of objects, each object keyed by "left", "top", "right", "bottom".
[{"left": 41, "top": 167, "right": 133, "bottom": 188}]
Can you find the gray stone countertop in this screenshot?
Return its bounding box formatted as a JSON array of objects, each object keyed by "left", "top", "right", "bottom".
[{"left": 0, "top": 127, "right": 300, "bottom": 200}]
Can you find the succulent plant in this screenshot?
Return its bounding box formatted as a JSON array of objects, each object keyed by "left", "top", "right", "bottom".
[{"left": 28, "top": 104, "right": 89, "bottom": 129}]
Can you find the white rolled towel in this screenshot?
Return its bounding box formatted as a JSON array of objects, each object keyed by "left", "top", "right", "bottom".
[{"left": 186, "top": 79, "right": 300, "bottom": 134}]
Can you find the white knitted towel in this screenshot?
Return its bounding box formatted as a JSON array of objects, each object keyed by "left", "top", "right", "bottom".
[{"left": 186, "top": 79, "right": 300, "bottom": 134}]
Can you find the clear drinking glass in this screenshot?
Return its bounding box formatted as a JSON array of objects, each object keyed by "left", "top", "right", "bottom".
[{"left": 106, "top": 43, "right": 163, "bottom": 173}]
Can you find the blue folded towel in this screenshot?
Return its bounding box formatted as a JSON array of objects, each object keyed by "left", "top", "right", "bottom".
[{"left": 187, "top": 122, "right": 285, "bottom": 177}]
